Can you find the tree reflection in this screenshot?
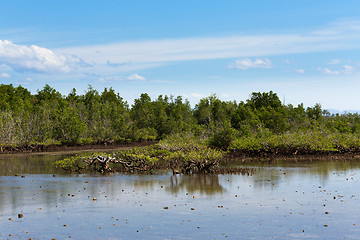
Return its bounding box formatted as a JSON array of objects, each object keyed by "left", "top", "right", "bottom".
[
  {"left": 0, "top": 154, "right": 68, "bottom": 175},
  {"left": 167, "top": 174, "right": 225, "bottom": 195},
  {"left": 239, "top": 157, "right": 360, "bottom": 189}
]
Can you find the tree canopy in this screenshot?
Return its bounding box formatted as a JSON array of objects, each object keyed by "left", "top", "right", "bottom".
[{"left": 0, "top": 84, "right": 358, "bottom": 149}]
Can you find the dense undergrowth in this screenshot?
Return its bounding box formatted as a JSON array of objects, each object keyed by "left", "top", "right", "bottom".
[{"left": 229, "top": 130, "right": 360, "bottom": 155}]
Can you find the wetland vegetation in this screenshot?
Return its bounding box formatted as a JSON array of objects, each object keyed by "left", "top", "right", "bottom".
[
  {"left": 2, "top": 84, "right": 360, "bottom": 238},
  {"left": 2, "top": 84, "right": 360, "bottom": 172}
]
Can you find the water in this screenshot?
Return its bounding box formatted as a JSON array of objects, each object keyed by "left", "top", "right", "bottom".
[{"left": 1, "top": 154, "right": 360, "bottom": 239}]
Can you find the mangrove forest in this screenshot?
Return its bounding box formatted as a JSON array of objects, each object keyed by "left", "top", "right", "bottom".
[{"left": 1, "top": 83, "right": 360, "bottom": 157}]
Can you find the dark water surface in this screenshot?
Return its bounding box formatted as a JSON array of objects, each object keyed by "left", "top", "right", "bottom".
[{"left": 1, "top": 154, "right": 360, "bottom": 239}]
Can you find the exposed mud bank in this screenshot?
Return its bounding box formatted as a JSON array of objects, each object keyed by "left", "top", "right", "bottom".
[{"left": 227, "top": 150, "right": 360, "bottom": 162}]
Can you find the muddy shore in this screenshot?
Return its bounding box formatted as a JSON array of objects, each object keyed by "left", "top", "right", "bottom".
[
  {"left": 0, "top": 141, "right": 157, "bottom": 155},
  {"left": 3, "top": 141, "right": 360, "bottom": 163}
]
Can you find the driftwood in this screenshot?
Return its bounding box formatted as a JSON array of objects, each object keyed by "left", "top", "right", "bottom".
[
  {"left": 117, "top": 159, "right": 156, "bottom": 173},
  {"left": 82, "top": 155, "right": 156, "bottom": 173},
  {"left": 83, "top": 155, "right": 117, "bottom": 173}
]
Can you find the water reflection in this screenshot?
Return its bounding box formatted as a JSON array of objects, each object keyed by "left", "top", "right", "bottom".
[
  {"left": 128, "top": 173, "right": 225, "bottom": 195},
  {"left": 1, "top": 156, "right": 359, "bottom": 214},
  {"left": 168, "top": 174, "right": 224, "bottom": 195},
  {"left": 1, "top": 154, "right": 360, "bottom": 239},
  {"left": 0, "top": 154, "right": 69, "bottom": 175},
  {"left": 233, "top": 157, "right": 360, "bottom": 189}
]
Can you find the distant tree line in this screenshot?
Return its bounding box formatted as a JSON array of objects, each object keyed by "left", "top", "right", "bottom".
[{"left": 1, "top": 84, "right": 360, "bottom": 150}]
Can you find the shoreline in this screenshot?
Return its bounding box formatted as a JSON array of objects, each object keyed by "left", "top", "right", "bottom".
[
  {"left": 0, "top": 141, "right": 157, "bottom": 155},
  {"left": 3, "top": 140, "right": 360, "bottom": 164},
  {"left": 225, "top": 151, "right": 360, "bottom": 162}
]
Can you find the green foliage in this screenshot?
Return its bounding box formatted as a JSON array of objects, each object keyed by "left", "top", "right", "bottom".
[
  {"left": 156, "top": 133, "right": 225, "bottom": 165},
  {"left": 231, "top": 102, "right": 260, "bottom": 135},
  {"left": 208, "top": 124, "right": 237, "bottom": 148},
  {"left": 77, "top": 137, "right": 94, "bottom": 145},
  {"left": 53, "top": 155, "right": 80, "bottom": 171},
  {"left": 132, "top": 127, "right": 158, "bottom": 141},
  {"left": 2, "top": 84, "right": 360, "bottom": 155},
  {"left": 247, "top": 91, "right": 283, "bottom": 110},
  {"left": 306, "top": 103, "right": 323, "bottom": 121},
  {"left": 194, "top": 94, "right": 236, "bottom": 128},
  {"left": 247, "top": 91, "right": 288, "bottom": 133},
  {"left": 157, "top": 132, "right": 206, "bottom": 150},
  {"left": 123, "top": 133, "right": 224, "bottom": 164},
  {"left": 229, "top": 130, "right": 360, "bottom": 154},
  {"left": 115, "top": 146, "right": 160, "bottom": 164},
  {"left": 115, "top": 133, "right": 226, "bottom": 173},
  {"left": 56, "top": 104, "right": 87, "bottom": 143}
]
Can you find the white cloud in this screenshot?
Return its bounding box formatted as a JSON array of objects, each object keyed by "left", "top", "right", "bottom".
[
  {"left": 150, "top": 80, "right": 174, "bottom": 83},
  {"left": 284, "top": 59, "right": 294, "bottom": 64},
  {"left": 189, "top": 92, "right": 229, "bottom": 100},
  {"left": 0, "top": 40, "right": 87, "bottom": 73},
  {"left": 318, "top": 65, "right": 355, "bottom": 75},
  {"left": 16, "top": 76, "right": 34, "bottom": 85},
  {"left": 343, "top": 65, "right": 354, "bottom": 74},
  {"left": 294, "top": 69, "right": 305, "bottom": 74},
  {"left": 318, "top": 68, "right": 340, "bottom": 75},
  {"left": 55, "top": 19, "right": 360, "bottom": 73},
  {"left": 127, "top": 73, "right": 146, "bottom": 81},
  {"left": 2, "top": 19, "right": 358, "bottom": 78},
  {"left": 97, "top": 73, "right": 146, "bottom": 82},
  {"left": 191, "top": 93, "right": 207, "bottom": 99},
  {"left": 0, "top": 72, "right": 10, "bottom": 78},
  {"left": 312, "top": 18, "right": 360, "bottom": 35},
  {"left": 106, "top": 60, "right": 129, "bottom": 67},
  {"left": 229, "top": 58, "right": 273, "bottom": 70},
  {"left": 97, "top": 76, "right": 112, "bottom": 83},
  {"left": 329, "top": 59, "right": 341, "bottom": 64}
]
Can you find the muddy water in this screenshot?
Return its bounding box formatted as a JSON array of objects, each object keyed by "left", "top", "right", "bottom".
[{"left": 1, "top": 154, "right": 360, "bottom": 239}]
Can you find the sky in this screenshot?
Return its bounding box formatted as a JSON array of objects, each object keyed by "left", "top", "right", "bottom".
[{"left": 1, "top": 0, "right": 360, "bottom": 110}]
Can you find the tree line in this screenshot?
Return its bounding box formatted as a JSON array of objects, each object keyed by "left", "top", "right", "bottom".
[{"left": 1, "top": 84, "right": 359, "bottom": 150}]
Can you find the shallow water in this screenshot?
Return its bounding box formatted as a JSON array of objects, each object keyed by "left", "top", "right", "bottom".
[{"left": 1, "top": 154, "right": 360, "bottom": 239}]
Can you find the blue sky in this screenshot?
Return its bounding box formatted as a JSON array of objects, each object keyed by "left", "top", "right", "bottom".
[{"left": 1, "top": 1, "right": 360, "bottom": 110}]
